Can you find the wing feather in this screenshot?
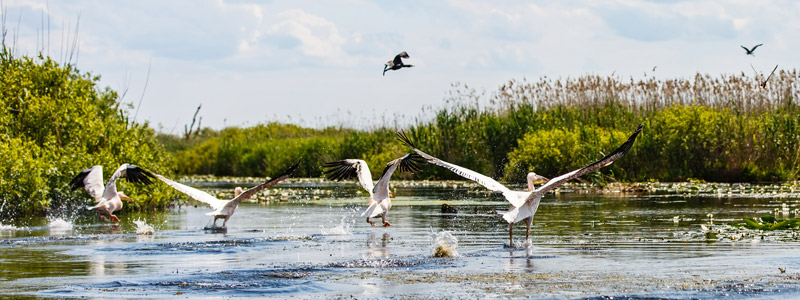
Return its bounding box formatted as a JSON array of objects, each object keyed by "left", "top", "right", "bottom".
[
  {"left": 372, "top": 152, "right": 423, "bottom": 200},
  {"left": 529, "top": 124, "right": 643, "bottom": 199},
  {"left": 233, "top": 159, "right": 300, "bottom": 204},
  {"left": 154, "top": 174, "right": 228, "bottom": 210},
  {"left": 323, "top": 159, "right": 375, "bottom": 194},
  {"left": 396, "top": 131, "right": 511, "bottom": 194},
  {"left": 70, "top": 166, "right": 105, "bottom": 202}
]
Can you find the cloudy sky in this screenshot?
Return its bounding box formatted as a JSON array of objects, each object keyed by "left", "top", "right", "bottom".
[{"left": 3, "top": 0, "right": 797, "bottom": 131}]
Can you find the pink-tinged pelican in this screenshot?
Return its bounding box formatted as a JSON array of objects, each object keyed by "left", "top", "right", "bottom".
[
  {"left": 324, "top": 153, "right": 424, "bottom": 227},
  {"left": 397, "top": 124, "right": 643, "bottom": 246},
  {"left": 383, "top": 51, "right": 414, "bottom": 76},
  {"left": 70, "top": 164, "right": 155, "bottom": 223},
  {"left": 154, "top": 160, "right": 300, "bottom": 228}
]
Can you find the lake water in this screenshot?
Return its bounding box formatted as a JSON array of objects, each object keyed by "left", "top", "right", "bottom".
[{"left": 2, "top": 179, "right": 800, "bottom": 299}]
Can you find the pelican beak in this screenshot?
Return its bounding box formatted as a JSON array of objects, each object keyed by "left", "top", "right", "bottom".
[
  {"left": 389, "top": 192, "right": 396, "bottom": 198},
  {"left": 119, "top": 194, "right": 134, "bottom": 202},
  {"left": 534, "top": 176, "right": 549, "bottom": 184}
]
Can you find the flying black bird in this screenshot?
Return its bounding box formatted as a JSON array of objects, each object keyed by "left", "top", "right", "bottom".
[
  {"left": 383, "top": 51, "right": 414, "bottom": 76},
  {"left": 741, "top": 44, "right": 763, "bottom": 56},
  {"left": 761, "top": 64, "right": 778, "bottom": 88}
]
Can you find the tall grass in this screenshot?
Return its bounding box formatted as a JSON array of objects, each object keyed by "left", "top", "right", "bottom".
[
  {"left": 168, "top": 70, "right": 800, "bottom": 183},
  {"left": 405, "top": 71, "right": 800, "bottom": 182}
]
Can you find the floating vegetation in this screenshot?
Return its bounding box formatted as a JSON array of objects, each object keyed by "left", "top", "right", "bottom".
[{"left": 731, "top": 216, "right": 800, "bottom": 231}]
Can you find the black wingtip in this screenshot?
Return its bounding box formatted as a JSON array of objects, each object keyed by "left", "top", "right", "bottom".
[
  {"left": 126, "top": 165, "right": 156, "bottom": 185},
  {"left": 69, "top": 167, "right": 93, "bottom": 191},
  {"left": 617, "top": 124, "right": 643, "bottom": 156},
  {"left": 396, "top": 130, "right": 417, "bottom": 149},
  {"left": 277, "top": 158, "right": 302, "bottom": 179}
]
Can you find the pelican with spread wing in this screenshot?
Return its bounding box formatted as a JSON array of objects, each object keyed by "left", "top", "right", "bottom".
[
  {"left": 324, "top": 153, "right": 424, "bottom": 227},
  {"left": 70, "top": 164, "right": 155, "bottom": 223},
  {"left": 154, "top": 160, "right": 300, "bottom": 228},
  {"left": 397, "top": 124, "right": 643, "bottom": 246}
]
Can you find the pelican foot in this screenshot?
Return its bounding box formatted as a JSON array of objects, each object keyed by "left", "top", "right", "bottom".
[
  {"left": 382, "top": 221, "right": 391, "bottom": 227},
  {"left": 110, "top": 215, "right": 121, "bottom": 223},
  {"left": 99, "top": 215, "right": 110, "bottom": 222}
]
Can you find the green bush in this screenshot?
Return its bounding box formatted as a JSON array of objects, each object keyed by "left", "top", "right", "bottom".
[
  {"left": 0, "top": 47, "right": 175, "bottom": 218},
  {"left": 503, "top": 126, "right": 628, "bottom": 182}
]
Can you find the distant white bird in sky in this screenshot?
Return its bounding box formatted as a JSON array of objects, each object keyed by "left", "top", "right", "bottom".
[
  {"left": 741, "top": 43, "right": 763, "bottom": 56},
  {"left": 383, "top": 51, "right": 414, "bottom": 76},
  {"left": 154, "top": 160, "right": 300, "bottom": 228},
  {"left": 397, "top": 125, "right": 643, "bottom": 246},
  {"left": 70, "top": 164, "right": 155, "bottom": 223},
  {"left": 324, "top": 153, "right": 424, "bottom": 227}
]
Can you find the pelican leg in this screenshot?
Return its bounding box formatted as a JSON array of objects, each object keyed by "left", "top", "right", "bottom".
[
  {"left": 222, "top": 217, "right": 228, "bottom": 228},
  {"left": 509, "top": 222, "right": 514, "bottom": 247},
  {"left": 381, "top": 214, "right": 391, "bottom": 227},
  {"left": 99, "top": 214, "right": 110, "bottom": 222},
  {"left": 366, "top": 217, "right": 376, "bottom": 227},
  {"left": 525, "top": 217, "right": 533, "bottom": 241}
]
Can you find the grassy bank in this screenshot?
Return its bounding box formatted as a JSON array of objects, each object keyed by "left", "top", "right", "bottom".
[{"left": 168, "top": 70, "right": 800, "bottom": 183}]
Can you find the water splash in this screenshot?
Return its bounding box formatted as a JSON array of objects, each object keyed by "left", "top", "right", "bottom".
[
  {"left": 431, "top": 231, "right": 459, "bottom": 258},
  {"left": 321, "top": 216, "right": 352, "bottom": 236},
  {"left": 0, "top": 223, "right": 17, "bottom": 230},
  {"left": 133, "top": 220, "right": 155, "bottom": 235},
  {"left": 48, "top": 218, "right": 73, "bottom": 230}
]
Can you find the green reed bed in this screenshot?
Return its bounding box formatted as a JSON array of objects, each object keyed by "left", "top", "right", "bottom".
[
  {"left": 0, "top": 48, "right": 176, "bottom": 217},
  {"left": 405, "top": 71, "right": 800, "bottom": 183}
]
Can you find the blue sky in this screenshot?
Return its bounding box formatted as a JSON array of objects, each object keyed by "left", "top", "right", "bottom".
[{"left": 3, "top": 0, "right": 797, "bottom": 131}]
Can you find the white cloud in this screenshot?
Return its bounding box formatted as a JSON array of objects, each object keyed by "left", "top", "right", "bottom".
[
  {"left": 1, "top": 0, "right": 798, "bottom": 130},
  {"left": 266, "top": 9, "right": 350, "bottom": 64}
]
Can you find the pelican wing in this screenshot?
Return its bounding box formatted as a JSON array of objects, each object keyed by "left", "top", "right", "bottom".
[
  {"left": 393, "top": 51, "right": 408, "bottom": 65},
  {"left": 106, "top": 164, "right": 155, "bottom": 186},
  {"left": 529, "top": 124, "right": 642, "bottom": 198},
  {"left": 233, "top": 159, "right": 300, "bottom": 204},
  {"left": 70, "top": 165, "right": 105, "bottom": 202},
  {"left": 396, "top": 131, "right": 513, "bottom": 194},
  {"left": 154, "top": 174, "right": 228, "bottom": 210},
  {"left": 751, "top": 44, "right": 763, "bottom": 51},
  {"left": 372, "top": 152, "right": 424, "bottom": 201},
  {"left": 102, "top": 164, "right": 155, "bottom": 200},
  {"left": 323, "top": 159, "right": 375, "bottom": 194},
  {"left": 741, "top": 45, "right": 750, "bottom": 52}
]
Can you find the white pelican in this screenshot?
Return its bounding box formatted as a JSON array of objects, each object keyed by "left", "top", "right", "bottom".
[
  {"left": 153, "top": 160, "right": 300, "bottom": 228},
  {"left": 69, "top": 164, "right": 155, "bottom": 223},
  {"left": 397, "top": 124, "right": 643, "bottom": 246},
  {"left": 324, "top": 153, "right": 424, "bottom": 226},
  {"left": 383, "top": 51, "right": 414, "bottom": 76}
]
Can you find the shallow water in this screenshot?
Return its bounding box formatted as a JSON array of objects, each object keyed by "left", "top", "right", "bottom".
[{"left": 2, "top": 181, "right": 800, "bottom": 299}]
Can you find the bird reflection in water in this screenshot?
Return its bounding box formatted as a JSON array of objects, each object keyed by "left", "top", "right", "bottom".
[
  {"left": 366, "top": 232, "right": 392, "bottom": 258},
  {"left": 508, "top": 246, "right": 535, "bottom": 270}
]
